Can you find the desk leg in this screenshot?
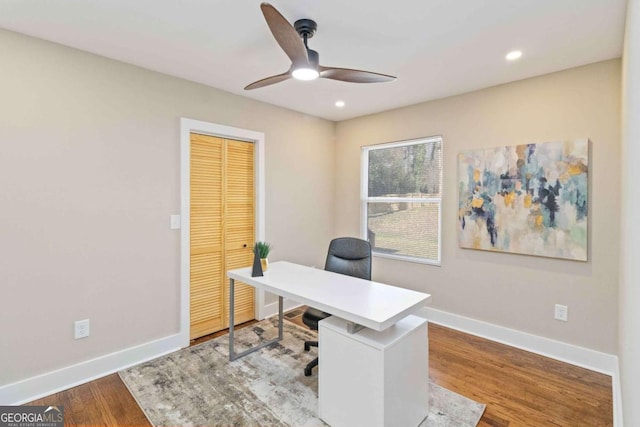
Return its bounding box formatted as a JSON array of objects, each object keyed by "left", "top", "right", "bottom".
[
  {"left": 229, "top": 278, "right": 236, "bottom": 361},
  {"left": 229, "top": 279, "right": 284, "bottom": 361},
  {"left": 278, "top": 295, "right": 284, "bottom": 340},
  {"left": 346, "top": 322, "right": 364, "bottom": 334}
]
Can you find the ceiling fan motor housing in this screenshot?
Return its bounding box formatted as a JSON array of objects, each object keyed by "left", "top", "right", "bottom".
[
  {"left": 307, "top": 49, "right": 319, "bottom": 67},
  {"left": 294, "top": 19, "right": 317, "bottom": 39}
]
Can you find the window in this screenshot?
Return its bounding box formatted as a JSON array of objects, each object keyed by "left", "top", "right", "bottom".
[{"left": 361, "top": 136, "right": 443, "bottom": 265}]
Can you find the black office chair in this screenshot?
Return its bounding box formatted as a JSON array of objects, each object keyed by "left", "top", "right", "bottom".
[{"left": 302, "top": 237, "right": 372, "bottom": 376}]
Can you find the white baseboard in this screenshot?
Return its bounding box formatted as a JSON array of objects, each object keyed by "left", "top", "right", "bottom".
[
  {"left": 1, "top": 300, "right": 300, "bottom": 406},
  {"left": 418, "top": 306, "right": 618, "bottom": 375},
  {"left": 0, "top": 333, "right": 183, "bottom": 405},
  {"left": 262, "top": 298, "right": 303, "bottom": 319},
  {"left": 417, "top": 307, "right": 621, "bottom": 426}
]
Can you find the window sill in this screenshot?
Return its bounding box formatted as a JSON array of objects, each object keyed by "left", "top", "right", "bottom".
[{"left": 372, "top": 251, "right": 441, "bottom": 266}]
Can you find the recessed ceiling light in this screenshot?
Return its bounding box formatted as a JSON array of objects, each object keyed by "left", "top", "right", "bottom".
[
  {"left": 506, "top": 50, "right": 522, "bottom": 61},
  {"left": 335, "top": 100, "right": 345, "bottom": 108}
]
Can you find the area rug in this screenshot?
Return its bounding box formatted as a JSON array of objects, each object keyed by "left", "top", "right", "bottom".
[{"left": 119, "top": 319, "right": 485, "bottom": 426}]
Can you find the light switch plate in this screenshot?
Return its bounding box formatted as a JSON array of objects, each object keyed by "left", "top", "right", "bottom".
[{"left": 170, "top": 214, "right": 181, "bottom": 230}]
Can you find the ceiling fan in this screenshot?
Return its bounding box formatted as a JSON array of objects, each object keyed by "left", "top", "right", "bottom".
[{"left": 245, "top": 3, "right": 397, "bottom": 90}]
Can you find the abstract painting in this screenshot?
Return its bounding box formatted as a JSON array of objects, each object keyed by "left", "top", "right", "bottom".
[{"left": 458, "top": 139, "right": 588, "bottom": 261}]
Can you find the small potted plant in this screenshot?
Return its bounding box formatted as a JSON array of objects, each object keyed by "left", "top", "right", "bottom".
[{"left": 254, "top": 241, "right": 271, "bottom": 272}]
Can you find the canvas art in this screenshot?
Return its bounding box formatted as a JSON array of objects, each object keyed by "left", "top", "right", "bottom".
[{"left": 458, "top": 139, "right": 588, "bottom": 261}]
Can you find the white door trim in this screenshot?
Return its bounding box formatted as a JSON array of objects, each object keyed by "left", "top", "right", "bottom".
[{"left": 180, "top": 118, "right": 265, "bottom": 348}]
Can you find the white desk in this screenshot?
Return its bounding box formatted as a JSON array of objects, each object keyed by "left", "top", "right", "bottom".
[
  {"left": 226, "top": 261, "right": 432, "bottom": 426},
  {"left": 228, "top": 261, "right": 430, "bottom": 332}
]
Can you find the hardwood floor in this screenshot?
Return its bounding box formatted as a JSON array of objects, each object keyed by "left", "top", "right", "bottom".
[
  {"left": 427, "top": 322, "right": 612, "bottom": 427},
  {"left": 28, "top": 373, "right": 150, "bottom": 426},
  {"left": 28, "top": 309, "right": 612, "bottom": 426}
]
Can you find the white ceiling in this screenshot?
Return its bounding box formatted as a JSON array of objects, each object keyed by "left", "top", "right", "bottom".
[{"left": 0, "top": 0, "right": 627, "bottom": 121}]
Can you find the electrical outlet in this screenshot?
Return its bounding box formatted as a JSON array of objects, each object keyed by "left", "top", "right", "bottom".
[
  {"left": 554, "top": 304, "right": 568, "bottom": 322},
  {"left": 74, "top": 319, "right": 90, "bottom": 339}
]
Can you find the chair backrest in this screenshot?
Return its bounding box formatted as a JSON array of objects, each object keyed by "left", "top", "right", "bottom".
[{"left": 324, "top": 237, "right": 372, "bottom": 280}]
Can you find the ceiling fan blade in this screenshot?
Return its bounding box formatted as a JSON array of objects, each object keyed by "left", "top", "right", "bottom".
[
  {"left": 244, "top": 71, "right": 291, "bottom": 90},
  {"left": 260, "top": 3, "right": 308, "bottom": 67},
  {"left": 319, "top": 66, "right": 397, "bottom": 83}
]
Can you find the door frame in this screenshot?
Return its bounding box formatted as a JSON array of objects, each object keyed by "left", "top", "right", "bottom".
[{"left": 179, "top": 118, "right": 265, "bottom": 348}]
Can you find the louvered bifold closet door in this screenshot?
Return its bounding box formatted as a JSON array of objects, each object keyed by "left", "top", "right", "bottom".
[
  {"left": 223, "top": 140, "right": 255, "bottom": 327},
  {"left": 190, "top": 134, "right": 225, "bottom": 339},
  {"left": 190, "top": 133, "right": 256, "bottom": 340}
]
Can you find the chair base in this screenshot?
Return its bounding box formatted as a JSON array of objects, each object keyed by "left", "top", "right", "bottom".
[
  {"left": 304, "top": 340, "right": 319, "bottom": 376},
  {"left": 304, "top": 357, "right": 318, "bottom": 377}
]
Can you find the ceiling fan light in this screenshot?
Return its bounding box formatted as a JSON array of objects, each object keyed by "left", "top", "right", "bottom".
[{"left": 292, "top": 67, "right": 320, "bottom": 81}]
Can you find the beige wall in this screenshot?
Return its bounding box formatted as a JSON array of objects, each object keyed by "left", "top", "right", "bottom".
[
  {"left": 0, "top": 29, "right": 335, "bottom": 385},
  {"left": 335, "top": 60, "right": 621, "bottom": 353},
  {"left": 621, "top": 0, "right": 640, "bottom": 423}
]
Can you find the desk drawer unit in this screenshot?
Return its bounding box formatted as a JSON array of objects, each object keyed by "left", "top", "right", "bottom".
[{"left": 318, "top": 314, "right": 429, "bottom": 427}]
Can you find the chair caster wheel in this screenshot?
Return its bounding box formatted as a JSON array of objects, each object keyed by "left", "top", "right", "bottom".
[
  {"left": 304, "top": 367, "right": 312, "bottom": 377},
  {"left": 304, "top": 343, "right": 311, "bottom": 351}
]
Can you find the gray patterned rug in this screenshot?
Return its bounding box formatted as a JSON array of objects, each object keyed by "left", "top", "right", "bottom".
[{"left": 119, "top": 319, "right": 485, "bottom": 427}]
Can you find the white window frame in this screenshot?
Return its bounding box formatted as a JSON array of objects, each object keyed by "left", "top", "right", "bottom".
[{"left": 360, "top": 136, "right": 443, "bottom": 266}]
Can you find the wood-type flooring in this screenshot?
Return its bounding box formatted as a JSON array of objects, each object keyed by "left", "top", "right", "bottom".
[{"left": 28, "top": 308, "right": 613, "bottom": 426}]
